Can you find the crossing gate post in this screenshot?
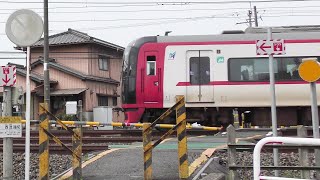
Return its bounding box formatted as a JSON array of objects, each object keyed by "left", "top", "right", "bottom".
[
  {"left": 175, "top": 95, "right": 188, "bottom": 179},
  {"left": 143, "top": 123, "right": 152, "bottom": 180},
  {"left": 72, "top": 100, "right": 83, "bottom": 180},
  {"left": 233, "top": 108, "right": 239, "bottom": 129},
  {"left": 142, "top": 95, "right": 189, "bottom": 179},
  {"left": 72, "top": 127, "right": 82, "bottom": 179},
  {"left": 39, "top": 103, "right": 82, "bottom": 180},
  {"left": 39, "top": 103, "right": 50, "bottom": 180},
  {"left": 227, "top": 125, "right": 236, "bottom": 180},
  {"left": 297, "top": 125, "right": 310, "bottom": 178}
]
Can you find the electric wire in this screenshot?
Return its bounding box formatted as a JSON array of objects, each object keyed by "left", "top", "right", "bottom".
[{"left": 0, "top": 0, "right": 319, "bottom": 4}]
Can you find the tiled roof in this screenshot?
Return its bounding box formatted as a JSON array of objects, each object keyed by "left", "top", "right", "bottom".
[
  {"left": 8, "top": 63, "right": 57, "bottom": 83},
  {"left": 31, "top": 28, "right": 125, "bottom": 51},
  {"left": 50, "top": 88, "right": 88, "bottom": 96},
  {"left": 31, "top": 59, "right": 120, "bottom": 85}
]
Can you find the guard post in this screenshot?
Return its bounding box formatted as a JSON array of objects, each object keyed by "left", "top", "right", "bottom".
[
  {"left": 175, "top": 95, "right": 188, "bottom": 178},
  {"left": 143, "top": 95, "right": 188, "bottom": 179},
  {"left": 72, "top": 100, "right": 83, "bottom": 179},
  {"left": 39, "top": 103, "right": 50, "bottom": 180},
  {"left": 39, "top": 103, "right": 82, "bottom": 179}
]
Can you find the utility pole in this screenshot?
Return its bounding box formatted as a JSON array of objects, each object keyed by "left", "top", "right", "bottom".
[
  {"left": 44, "top": 0, "right": 50, "bottom": 108},
  {"left": 39, "top": 0, "right": 50, "bottom": 179},
  {"left": 248, "top": 10, "right": 252, "bottom": 27},
  {"left": 3, "top": 87, "right": 13, "bottom": 180},
  {"left": 254, "top": 6, "right": 258, "bottom": 27}
]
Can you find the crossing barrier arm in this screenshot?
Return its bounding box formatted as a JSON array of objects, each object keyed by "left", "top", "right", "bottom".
[
  {"left": 152, "top": 121, "right": 183, "bottom": 148},
  {"left": 149, "top": 96, "right": 185, "bottom": 128}
]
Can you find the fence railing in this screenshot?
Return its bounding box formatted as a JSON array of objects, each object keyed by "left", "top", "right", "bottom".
[{"left": 227, "top": 125, "right": 320, "bottom": 180}]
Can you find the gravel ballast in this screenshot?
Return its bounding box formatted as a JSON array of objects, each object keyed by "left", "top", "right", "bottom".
[
  {"left": 0, "top": 153, "right": 72, "bottom": 179},
  {"left": 212, "top": 150, "right": 317, "bottom": 180}
]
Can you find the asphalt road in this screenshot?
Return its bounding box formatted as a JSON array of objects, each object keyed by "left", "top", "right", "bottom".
[{"left": 82, "top": 148, "right": 204, "bottom": 180}]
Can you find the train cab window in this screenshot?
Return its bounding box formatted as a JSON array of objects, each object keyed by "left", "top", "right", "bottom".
[{"left": 147, "top": 56, "right": 156, "bottom": 76}]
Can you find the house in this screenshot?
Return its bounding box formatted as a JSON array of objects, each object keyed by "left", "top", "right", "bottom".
[{"left": 12, "top": 28, "right": 125, "bottom": 122}]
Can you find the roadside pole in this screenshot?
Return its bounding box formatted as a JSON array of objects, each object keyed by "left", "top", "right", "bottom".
[
  {"left": 310, "top": 81, "right": 320, "bottom": 179},
  {"left": 25, "top": 46, "right": 31, "bottom": 180},
  {"left": 298, "top": 58, "right": 320, "bottom": 178},
  {"left": 267, "top": 27, "right": 279, "bottom": 177},
  {"left": 3, "top": 86, "right": 13, "bottom": 180},
  {"left": 5, "top": 9, "right": 43, "bottom": 180}
]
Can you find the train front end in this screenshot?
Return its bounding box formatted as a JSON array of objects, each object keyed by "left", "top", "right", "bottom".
[{"left": 121, "top": 37, "right": 157, "bottom": 123}]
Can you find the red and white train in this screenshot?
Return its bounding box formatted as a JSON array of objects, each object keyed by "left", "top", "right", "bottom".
[{"left": 121, "top": 26, "right": 320, "bottom": 127}]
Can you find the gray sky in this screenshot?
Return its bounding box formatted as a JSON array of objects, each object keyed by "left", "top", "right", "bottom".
[{"left": 1, "top": 0, "right": 320, "bottom": 66}]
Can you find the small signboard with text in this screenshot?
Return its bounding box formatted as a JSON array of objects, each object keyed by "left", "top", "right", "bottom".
[
  {"left": 256, "top": 39, "right": 286, "bottom": 55},
  {"left": 0, "top": 65, "right": 16, "bottom": 87},
  {"left": 0, "top": 117, "right": 22, "bottom": 138}
]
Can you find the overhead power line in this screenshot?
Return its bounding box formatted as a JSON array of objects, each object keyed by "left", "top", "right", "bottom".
[
  {"left": 61, "top": 15, "right": 242, "bottom": 31},
  {"left": 0, "top": 7, "right": 254, "bottom": 14},
  {"left": 0, "top": 13, "right": 240, "bottom": 24},
  {"left": 1, "top": 4, "right": 320, "bottom": 11},
  {"left": 0, "top": 0, "right": 319, "bottom": 4}
]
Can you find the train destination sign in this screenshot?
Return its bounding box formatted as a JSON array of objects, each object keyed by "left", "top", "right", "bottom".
[
  {"left": 256, "top": 39, "right": 285, "bottom": 55},
  {"left": 0, "top": 117, "right": 22, "bottom": 138}
]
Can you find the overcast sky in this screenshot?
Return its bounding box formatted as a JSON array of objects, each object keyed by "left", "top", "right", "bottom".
[{"left": 1, "top": 0, "right": 320, "bottom": 66}]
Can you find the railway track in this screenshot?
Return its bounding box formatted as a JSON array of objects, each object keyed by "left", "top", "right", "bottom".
[
  {"left": 5, "top": 128, "right": 219, "bottom": 154},
  {"left": 24, "top": 128, "right": 219, "bottom": 137},
  {"left": 0, "top": 136, "right": 146, "bottom": 144},
  {"left": 0, "top": 144, "right": 109, "bottom": 154}
]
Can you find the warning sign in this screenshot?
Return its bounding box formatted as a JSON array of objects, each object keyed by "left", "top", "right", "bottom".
[{"left": 0, "top": 117, "right": 22, "bottom": 138}]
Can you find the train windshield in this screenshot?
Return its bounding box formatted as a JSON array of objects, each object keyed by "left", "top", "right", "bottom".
[{"left": 121, "top": 40, "right": 137, "bottom": 104}]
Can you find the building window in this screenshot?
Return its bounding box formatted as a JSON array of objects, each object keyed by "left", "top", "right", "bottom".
[
  {"left": 113, "top": 97, "right": 117, "bottom": 106},
  {"left": 98, "top": 96, "right": 108, "bottom": 106},
  {"left": 228, "top": 56, "right": 320, "bottom": 81},
  {"left": 99, "top": 55, "right": 109, "bottom": 71}
]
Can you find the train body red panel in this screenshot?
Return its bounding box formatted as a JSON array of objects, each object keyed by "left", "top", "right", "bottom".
[{"left": 121, "top": 26, "right": 320, "bottom": 126}]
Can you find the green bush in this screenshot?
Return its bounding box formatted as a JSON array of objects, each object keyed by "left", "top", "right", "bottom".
[{"left": 56, "top": 113, "right": 76, "bottom": 121}]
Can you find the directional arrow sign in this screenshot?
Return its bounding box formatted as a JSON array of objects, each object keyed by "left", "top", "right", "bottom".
[
  {"left": 0, "top": 66, "right": 16, "bottom": 87},
  {"left": 256, "top": 39, "right": 285, "bottom": 55}
]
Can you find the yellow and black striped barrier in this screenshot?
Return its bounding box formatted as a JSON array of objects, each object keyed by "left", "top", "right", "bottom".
[
  {"left": 176, "top": 96, "right": 188, "bottom": 178},
  {"left": 73, "top": 100, "right": 83, "bottom": 179},
  {"left": 143, "top": 123, "right": 152, "bottom": 180},
  {"left": 142, "top": 95, "right": 191, "bottom": 179},
  {"left": 38, "top": 103, "right": 82, "bottom": 180},
  {"left": 72, "top": 126, "right": 82, "bottom": 179},
  {"left": 39, "top": 103, "right": 49, "bottom": 180}
]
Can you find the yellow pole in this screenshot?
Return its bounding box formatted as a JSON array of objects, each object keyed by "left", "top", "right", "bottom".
[
  {"left": 176, "top": 96, "right": 188, "bottom": 179},
  {"left": 39, "top": 103, "right": 49, "bottom": 180},
  {"left": 143, "top": 123, "right": 152, "bottom": 180}
]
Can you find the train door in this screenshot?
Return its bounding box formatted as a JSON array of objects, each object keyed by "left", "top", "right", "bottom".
[
  {"left": 143, "top": 51, "right": 160, "bottom": 103},
  {"left": 186, "top": 50, "right": 214, "bottom": 102}
]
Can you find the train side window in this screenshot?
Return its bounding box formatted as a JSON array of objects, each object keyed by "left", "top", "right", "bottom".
[
  {"left": 280, "top": 57, "right": 302, "bottom": 80},
  {"left": 147, "top": 56, "right": 156, "bottom": 76},
  {"left": 189, "top": 56, "right": 210, "bottom": 85},
  {"left": 254, "top": 58, "right": 278, "bottom": 81},
  {"left": 229, "top": 57, "right": 278, "bottom": 81},
  {"left": 190, "top": 57, "right": 200, "bottom": 85}
]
